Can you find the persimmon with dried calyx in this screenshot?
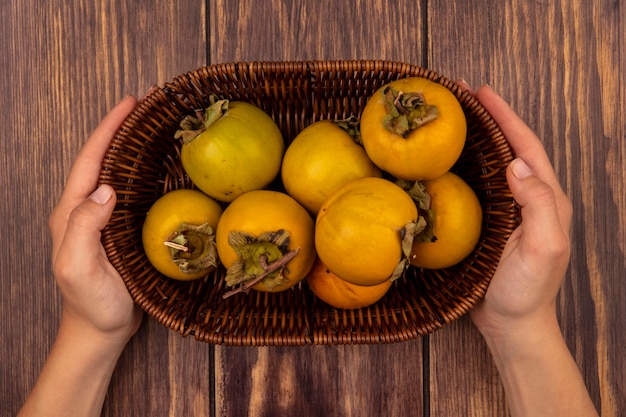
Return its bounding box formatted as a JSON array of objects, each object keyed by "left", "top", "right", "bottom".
[
  {"left": 175, "top": 96, "right": 284, "bottom": 203},
  {"left": 360, "top": 77, "right": 467, "bottom": 181},
  {"left": 281, "top": 118, "right": 382, "bottom": 215},
  {"left": 406, "top": 171, "right": 483, "bottom": 270},
  {"left": 306, "top": 257, "right": 392, "bottom": 310},
  {"left": 216, "top": 190, "right": 316, "bottom": 297},
  {"left": 141, "top": 189, "right": 223, "bottom": 281},
  {"left": 315, "top": 177, "right": 420, "bottom": 287}
]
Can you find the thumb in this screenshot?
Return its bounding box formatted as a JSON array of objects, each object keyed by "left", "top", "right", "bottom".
[
  {"left": 75, "top": 184, "right": 116, "bottom": 230},
  {"left": 506, "top": 158, "right": 567, "bottom": 252},
  {"left": 56, "top": 185, "right": 117, "bottom": 264}
]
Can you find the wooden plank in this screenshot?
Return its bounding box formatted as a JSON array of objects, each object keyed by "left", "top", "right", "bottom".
[
  {"left": 209, "top": 1, "right": 429, "bottom": 416},
  {"left": 215, "top": 343, "right": 424, "bottom": 416},
  {"left": 427, "top": 0, "right": 625, "bottom": 415},
  {"left": 0, "top": 1, "right": 210, "bottom": 415},
  {"left": 430, "top": 317, "right": 510, "bottom": 416},
  {"left": 210, "top": 0, "right": 426, "bottom": 65}
]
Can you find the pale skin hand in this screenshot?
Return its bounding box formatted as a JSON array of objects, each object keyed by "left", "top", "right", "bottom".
[
  {"left": 460, "top": 83, "right": 599, "bottom": 416},
  {"left": 18, "top": 96, "right": 143, "bottom": 417}
]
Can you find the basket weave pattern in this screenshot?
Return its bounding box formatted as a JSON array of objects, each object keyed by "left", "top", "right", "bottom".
[{"left": 99, "top": 60, "right": 519, "bottom": 345}]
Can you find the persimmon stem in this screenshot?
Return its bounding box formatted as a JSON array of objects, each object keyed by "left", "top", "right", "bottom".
[
  {"left": 163, "top": 241, "right": 189, "bottom": 251},
  {"left": 222, "top": 248, "right": 300, "bottom": 299},
  {"left": 394, "top": 91, "right": 410, "bottom": 115}
]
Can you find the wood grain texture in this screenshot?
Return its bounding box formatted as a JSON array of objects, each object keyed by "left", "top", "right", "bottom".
[
  {"left": 0, "top": 1, "right": 209, "bottom": 416},
  {"left": 215, "top": 342, "right": 423, "bottom": 417},
  {"left": 430, "top": 317, "right": 510, "bottom": 417},
  {"left": 427, "top": 0, "right": 625, "bottom": 415},
  {"left": 2, "top": 0, "right": 623, "bottom": 416},
  {"left": 209, "top": 0, "right": 426, "bottom": 64}
]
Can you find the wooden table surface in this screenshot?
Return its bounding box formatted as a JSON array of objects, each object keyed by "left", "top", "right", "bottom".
[{"left": 2, "top": 1, "right": 624, "bottom": 415}]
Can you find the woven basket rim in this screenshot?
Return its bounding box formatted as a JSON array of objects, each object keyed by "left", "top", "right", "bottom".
[{"left": 99, "top": 59, "right": 519, "bottom": 346}]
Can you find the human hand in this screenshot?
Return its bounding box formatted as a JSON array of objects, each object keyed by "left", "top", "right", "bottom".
[
  {"left": 48, "top": 95, "right": 143, "bottom": 347},
  {"left": 460, "top": 84, "right": 573, "bottom": 340},
  {"left": 19, "top": 96, "right": 145, "bottom": 417},
  {"left": 453, "top": 83, "right": 599, "bottom": 417}
]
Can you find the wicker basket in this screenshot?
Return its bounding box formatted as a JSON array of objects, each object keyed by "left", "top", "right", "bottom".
[{"left": 99, "top": 60, "right": 519, "bottom": 346}]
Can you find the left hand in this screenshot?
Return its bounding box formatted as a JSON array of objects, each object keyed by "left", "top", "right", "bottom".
[{"left": 48, "top": 95, "right": 143, "bottom": 345}]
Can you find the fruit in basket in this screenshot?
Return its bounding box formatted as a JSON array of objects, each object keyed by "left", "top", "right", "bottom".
[
  {"left": 281, "top": 118, "right": 382, "bottom": 214},
  {"left": 306, "top": 257, "right": 392, "bottom": 309},
  {"left": 142, "top": 189, "right": 223, "bottom": 280},
  {"left": 408, "top": 172, "right": 482, "bottom": 269},
  {"left": 315, "top": 177, "right": 418, "bottom": 286},
  {"left": 175, "top": 97, "right": 284, "bottom": 203},
  {"left": 360, "top": 76, "right": 467, "bottom": 181},
  {"left": 216, "top": 190, "right": 316, "bottom": 296}
]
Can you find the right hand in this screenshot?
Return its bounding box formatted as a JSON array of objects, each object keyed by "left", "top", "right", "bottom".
[{"left": 464, "top": 85, "right": 573, "bottom": 339}]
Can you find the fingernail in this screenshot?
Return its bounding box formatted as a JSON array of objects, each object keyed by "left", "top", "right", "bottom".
[
  {"left": 510, "top": 158, "right": 533, "bottom": 180},
  {"left": 142, "top": 85, "right": 159, "bottom": 100},
  {"left": 458, "top": 78, "right": 470, "bottom": 88},
  {"left": 456, "top": 79, "right": 474, "bottom": 94},
  {"left": 89, "top": 185, "right": 113, "bottom": 205}
]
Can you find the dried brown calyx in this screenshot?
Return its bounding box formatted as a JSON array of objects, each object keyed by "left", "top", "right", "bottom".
[
  {"left": 382, "top": 87, "right": 439, "bottom": 138},
  {"left": 163, "top": 222, "right": 219, "bottom": 275},
  {"left": 174, "top": 95, "right": 228, "bottom": 144},
  {"left": 333, "top": 115, "right": 364, "bottom": 145},
  {"left": 396, "top": 179, "right": 437, "bottom": 244},
  {"left": 222, "top": 229, "right": 300, "bottom": 298}
]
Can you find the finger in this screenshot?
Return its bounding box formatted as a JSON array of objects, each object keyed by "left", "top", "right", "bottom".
[
  {"left": 61, "top": 96, "right": 138, "bottom": 206},
  {"left": 53, "top": 184, "right": 117, "bottom": 272},
  {"left": 142, "top": 85, "right": 160, "bottom": 99},
  {"left": 50, "top": 96, "right": 137, "bottom": 249},
  {"left": 476, "top": 86, "right": 572, "bottom": 231},
  {"left": 475, "top": 86, "right": 558, "bottom": 187},
  {"left": 455, "top": 79, "right": 475, "bottom": 95},
  {"left": 507, "top": 158, "right": 570, "bottom": 251}
]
